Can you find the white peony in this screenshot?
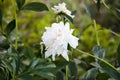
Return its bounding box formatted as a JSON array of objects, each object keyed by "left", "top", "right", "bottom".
[
  {"left": 42, "top": 21, "right": 78, "bottom": 61},
  {"left": 51, "top": 2, "right": 74, "bottom": 18}
]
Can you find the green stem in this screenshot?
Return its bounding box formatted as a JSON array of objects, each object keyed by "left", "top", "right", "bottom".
[
  {"left": 93, "top": 19, "right": 100, "bottom": 46},
  {"left": 66, "top": 65, "right": 68, "bottom": 80},
  {"left": 75, "top": 48, "right": 119, "bottom": 73},
  {"left": 13, "top": 0, "right": 18, "bottom": 50},
  {"left": 15, "top": 13, "right": 18, "bottom": 50}
]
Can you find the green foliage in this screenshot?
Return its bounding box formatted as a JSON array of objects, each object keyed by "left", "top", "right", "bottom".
[
  {"left": 5, "top": 19, "right": 16, "bottom": 35},
  {"left": 85, "top": 3, "right": 94, "bottom": 19},
  {"left": 0, "top": 0, "right": 120, "bottom": 80},
  {"left": 0, "top": 9, "right": 2, "bottom": 28},
  {"left": 16, "top": 0, "right": 25, "bottom": 10},
  {"left": 84, "top": 68, "right": 98, "bottom": 80},
  {"left": 92, "top": 46, "right": 105, "bottom": 59},
  {"left": 117, "top": 43, "right": 120, "bottom": 65},
  {"left": 22, "top": 2, "right": 49, "bottom": 12}
]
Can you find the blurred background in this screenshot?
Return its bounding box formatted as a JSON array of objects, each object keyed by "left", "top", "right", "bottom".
[{"left": 0, "top": 0, "right": 120, "bottom": 79}]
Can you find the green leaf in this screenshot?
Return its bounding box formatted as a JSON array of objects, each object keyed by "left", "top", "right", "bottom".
[
  {"left": 71, "top": 10, "right": 77, "bottom": 15},
  {"left": 29, "top": 58, "right": 40, "bottom": 69},
  {"left": 96, "top": 0, "right": 101, "bottom": 12},
  {"left": 54, "top": 60, "right": 68, "bottom": 70},
  {"left": 0, "top": 42, "right": 10, "bottom": 49},
  {"left": 34, "top": 71, "right": 55, "bottom": 78},
  {"left": 68, "top": 61, "right": 77, "bottom": 76},
  {"left": 8, "top": 46, "right": 18, "bottom": 54},
  {"left": 101, "top": 67, "right": 120, "bottom": 80},
  {"left": 23, "top": 46, "right": 35, "bottom": 58},
  {"left": 36, "top": 62, "right": 56, "bottom": 69},
  {"left": 117, "top": 43, "right": 120, "bottom": 65},
  {"left": 63, "top": 13, "right": 73, "bottom": 23},
  {"left": 85, "top": 4, "right": 94, "bottom": 19},
  {"left": 16, "top": 0, "right": 25, "bottom": 10},
  {"left": 20, "top": 74, "right": 36, "bottom": 80},
  {"left": 22, "top": 2, "right": 49, "bottom": 11},
  {"left": 54, "top": 71, "right": 65, "bottom": 80},
  {"left": 84, "top": 68, "right": 98, "bottom": 80},
  {"left": 96, "top": 73, "right": 110, "bottom": 80},
  {"left": 0, "top": 9, "right": 2, "bottom": 28},
  {"left": 6, "top": 19, "right": 16, "bottom": 34},
  {"left": 92, "top": 45, "right": 105, "bottom": 59}
]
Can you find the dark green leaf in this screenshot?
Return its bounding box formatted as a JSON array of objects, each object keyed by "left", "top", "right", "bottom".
[
  {"left": 101, "top": 67, "right": 120, "bottom": 80},
  {"left": 16, "top": 0, "right": 25, "bottom": 10},
  {"left": 20, "top": 74, "right": 36, "bottom": 80},
  {"left": 96, "top": 0, "right": 101, "bottom": 12},
  {"left": 117, "top": 43, "right": 120, "bottom": 65},
  {"left": 71, "top": 10, "right": 77, "bottom": 15},
  {"left": 8, "top": 46, "right": 18, "bottom": 54},
  {"left": 68, "top": 61, "right": 77, "bottom": 76},
  {"left": 85, "top": 4, "right": 94, "bottom": 19},
  {"left": 64, "top": 13, "right": 73, "bottom": 23},
  {"left": 36, "top": 62, "right": 56, "bottom": 69},
  {"left": 0, "top": 9, "right": 2, "bottom": 28},
  {"left": 6, "top": 19, "right": 16, "bottom": 34},
  {"left": 92, "top": 45, "right": 105, "bottom": 59},
  {"left": 22, "top": 2, "right": 49, "bottom": 11},
  {"left": 84, "top": 68, "right": 98, "bottom": 80},
  {"left": 54, "top": 60, "right": 68, "bottom": 70},
  {"left": 34, "top": 71, "right": 55, "bottom": 78},
  {"left": 23, "top": 46, "right": 35, "bottom": 58},
  {"left": 0, "top": 42, "right": 10, "bottom": 49},
  {"left": 1, "top": 0, "right": 4, "bottom": 2},
  {"left": 54, "top": 71, "right": 65, "bottom": 80},
  {"left": 96, "top": 73, "right": 110, "bottom": 80}
]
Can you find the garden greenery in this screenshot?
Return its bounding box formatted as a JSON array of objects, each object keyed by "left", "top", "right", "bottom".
[{"left": 0, "top": 0, "right": 120, "bottom": 80}]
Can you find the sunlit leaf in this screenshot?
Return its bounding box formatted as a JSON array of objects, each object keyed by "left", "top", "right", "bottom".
[{"left": 22, "top": 2, "right": 49, "bottom": 11}]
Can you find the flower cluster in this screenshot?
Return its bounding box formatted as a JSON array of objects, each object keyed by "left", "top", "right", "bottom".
[
  {"left": 42, "top": 22, "right": 78, "bottom": 61},
  {"left": 52, "top": 2, "right": 74, "bottom": 18},
  {"left": 42, "top": 2, "right": 78, "bottom": 61}
]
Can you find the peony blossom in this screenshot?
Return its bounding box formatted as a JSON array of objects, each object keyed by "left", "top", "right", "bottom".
[
  {"left": 52, "top": 2, "right": 74, "bottom": 18},
  {"left": 42, "top": 21, "right": 78, "bottom": 61}
]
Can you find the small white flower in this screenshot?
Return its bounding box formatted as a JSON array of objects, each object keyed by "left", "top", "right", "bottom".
[
  {"left": 52, "top": 2, "right": 74, "bottom": 18},
  {"left": 42, "top": 21, "right": 78, "bottom": 61}
]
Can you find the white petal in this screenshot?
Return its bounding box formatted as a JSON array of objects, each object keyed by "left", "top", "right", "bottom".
[
  {"left": 68, "top": 36, "right": 79, "bottom": 48},
  {"left": 61, "top": 50, "right": 69, "bottom": 61}
]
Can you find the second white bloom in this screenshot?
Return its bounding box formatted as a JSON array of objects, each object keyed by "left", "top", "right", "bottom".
[
  {"left": 52, "top": 2, "right": 74, "bottom": 18},
  {"left": 42, "top": 21, "right": 78, "bottom": 61}
]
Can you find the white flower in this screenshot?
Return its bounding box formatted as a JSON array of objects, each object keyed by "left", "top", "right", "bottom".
[
  {"left": 52, "top": 2, "right": 74, "bottom": 18},
  {"left": 42, "top": 21, "right": 78, "bottom": 61}
]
